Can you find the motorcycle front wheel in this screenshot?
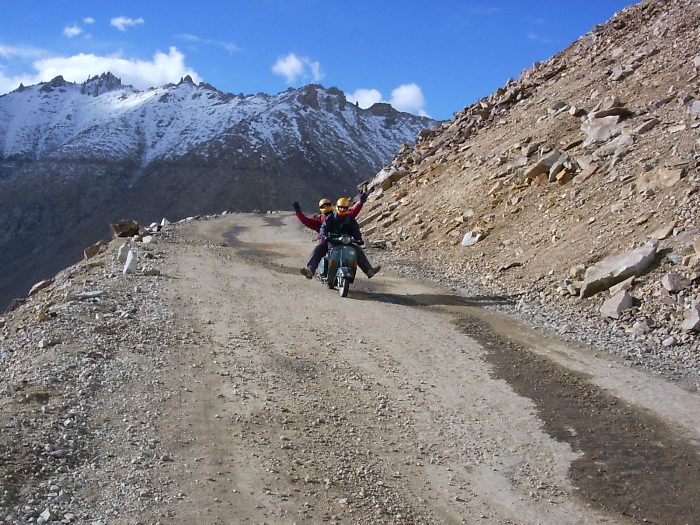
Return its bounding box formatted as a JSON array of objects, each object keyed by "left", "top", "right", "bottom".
[{"left": 338, "top": 276, "right": 350, "bottom": 297}]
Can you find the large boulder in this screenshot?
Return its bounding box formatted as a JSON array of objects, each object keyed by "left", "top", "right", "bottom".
[
  {"left": 580, "top": 240, "right": 659, "bottom": 298},
  {"left": 110, "top": 219, "right": 140, "bottom": 238}
]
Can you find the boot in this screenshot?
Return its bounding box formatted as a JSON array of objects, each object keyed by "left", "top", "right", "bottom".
[{"left": 366, "top": 265, "right": 381, "bottom": 278}]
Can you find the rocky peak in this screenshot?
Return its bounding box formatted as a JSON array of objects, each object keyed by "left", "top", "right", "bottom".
[
  {"left": 39, "top": 75, "right": 67, "bottom": 93},
  {"left": 368, "top": 102, "right": 397, "bottom": 117},
  {"left": 80, "top": 72, "right": 123, "bottom": 97}
]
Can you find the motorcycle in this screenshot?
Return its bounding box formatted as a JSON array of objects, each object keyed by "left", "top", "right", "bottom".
[{"left": 321, "top": 235, "right": 361, "bottom": 297}]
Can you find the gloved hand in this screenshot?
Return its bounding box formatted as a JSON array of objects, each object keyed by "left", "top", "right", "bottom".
[
  {"left": 292, "top": 201, "right": 301, "bottom": 213},
  {"left": 359, "top": 192, "right": 368, "bottom": 204}
]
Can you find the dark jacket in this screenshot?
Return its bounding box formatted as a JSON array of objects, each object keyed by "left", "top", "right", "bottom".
[
  {"left": 295, "top": 201, "right": 363, "bottom": 241},
  {"left": 320, "top": 213, "right": 362, "bottom": 243}
]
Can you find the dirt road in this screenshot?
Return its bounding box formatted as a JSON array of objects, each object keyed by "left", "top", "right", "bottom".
[{"left": 123, "top": 212, "right": 696, "bottom": 525}]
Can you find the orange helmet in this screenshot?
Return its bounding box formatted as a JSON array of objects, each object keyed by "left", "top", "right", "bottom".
[
  {"left": 318, "top": 198, "right": 332, "bottom": 215},
  {"left": 336, "top": 197, "right": 351, "bottom": 217}
]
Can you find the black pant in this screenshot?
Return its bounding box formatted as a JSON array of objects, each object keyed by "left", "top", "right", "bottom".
[{"left": 306, "top": 242, "right": 373, "bottom": 276}]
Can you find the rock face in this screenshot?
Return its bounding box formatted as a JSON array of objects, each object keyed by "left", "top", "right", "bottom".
[
  {"left": 0, "top": 79, "right": 437, "bottom": 309},
  {"left": 580, "top": 241, "right": 658, "bottom": 298}
]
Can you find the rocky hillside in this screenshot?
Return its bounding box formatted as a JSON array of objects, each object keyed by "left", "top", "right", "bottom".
[
  {"left": 0, "top": 75, "right": 436, "bottom": 309},
  {"left": 360, "top": 0, "right": 700, "bottom": 379}
]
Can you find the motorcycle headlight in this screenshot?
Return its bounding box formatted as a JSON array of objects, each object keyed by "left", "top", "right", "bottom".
[{"left": 341, "top": 236, "right": 351, "bottom": 245}]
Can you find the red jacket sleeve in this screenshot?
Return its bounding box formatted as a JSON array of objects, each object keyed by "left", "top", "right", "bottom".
[
  {"left": 349, "top": 201, "right": 363, "bottom": 218},
  {"left": 295, "top": 210, "right": 322, "bottom": 232}
]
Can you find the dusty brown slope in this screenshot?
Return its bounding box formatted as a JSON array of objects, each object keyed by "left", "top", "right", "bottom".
[{"left": 360, "top": 0, "right": 700, "bottom": 370}]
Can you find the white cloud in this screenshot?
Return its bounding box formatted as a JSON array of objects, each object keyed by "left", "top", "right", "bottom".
[
  {"left": 346, "top": 88, "right": 382, "bottom": 109},
  {"left": 177, "top": 33, "right": 238, "bottom": 55},
  {"left": 309, "top": 61, "right": 323, "bottom": 82},
  {"left": 110, "top": 16, "right": 144, "bottom": 31},
  {"left": 0, "top": 43, "right": 47, "bottom": 60},
  {"left": 390, "top": 83, "right": 428, "bottom": 116},
  {"left": 271, "top": 53, "right": 324, "bottom": 84},
  {"left": 0, "top": 47, "right": 200, "bottom": 95},
  {"left": 345, "top": 83, "right": 429, "bottom": 116},
  {"left": 63, "top": 25, "right": 83, "bottom": 38},
  {"left": 83, "top": 17, "right": 95, "bottom": 25}
]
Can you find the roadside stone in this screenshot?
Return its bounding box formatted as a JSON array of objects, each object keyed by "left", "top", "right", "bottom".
[
  {"left": 609, "top": 276, "right": 635, "bottom": 296},
  {"left": 632, "top": 319, "right": 652, "bottom": 337},
  {"left": 633, "top": 118, "right": 660, "bottom": 134},
  {"left": 681, "top": 305, "right": 700, "bottom": 332},
  {"left": 690, "top": 100, "right": 700, "bottom": 117},
  {"left": 650, "top": 222, "right": 675, "bottom": 240},
  {"left": 636, "top": 167, "right": 685, "bottom": 192},
  {"left": 580, "top": 240, "right": 658, "bottom": 298},
  {"left": 117, "top": 243, "right": 130, "bottom": 263},
  {"left": 573, "top": 163, "right": 599, "bottom": 185},
  {"left": 524, "top": 150, "right": 566, "bottom": 180},
  {"left": 84, "top": 240, "right": 109, "bottom": 260},
  {"left": 123, "top": 251, "right": 138, "bottom": 275},
  {"left": 600, "top": 290, "right": 634, "bottom": 319},
  {"left": 110, "top": 219, "right": 140, "bottom": 238},
  {"left": 161, "top": 218, "right": 171, "bottom": 227},
  {"left": 593, "top": 133, "right": 634, "bottom": 159},
  {"left": 661, "top": 336, "right": 677, "bottom": 347},
  {"left": 28, "top": 279, "right": 54, "bottom": 297},
  {"left": 660, "top": 272, "right": 690, "bottom": 293},
  {"left": 581, "top": 115, "right": 622, "bottom": 146},
  {"left": 461, "top": 230, "right": 487, "bottom": 247}
]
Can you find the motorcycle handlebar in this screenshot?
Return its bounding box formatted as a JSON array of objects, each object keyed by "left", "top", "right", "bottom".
[{"left": 326, "top": 235, "right": 363, "bottom": 246}]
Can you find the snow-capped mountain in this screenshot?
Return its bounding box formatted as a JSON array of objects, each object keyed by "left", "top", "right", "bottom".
[
  {"left": 0, "top": 73, "right": 437, "bottom": 309},
  {"left": 0, "top": 73, "right": 432, "bottom": 169}
]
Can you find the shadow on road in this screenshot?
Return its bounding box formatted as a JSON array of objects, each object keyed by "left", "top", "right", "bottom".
[{"left": 350, "top": 290, "right": 516, "bottom": 308}]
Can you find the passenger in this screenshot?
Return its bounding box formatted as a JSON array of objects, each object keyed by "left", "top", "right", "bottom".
[
  {"left": 300, "top": 197, "right": 380, "bottom": 279},
  {"left": 293, "top": 192, "right": 366, "bottom": 237}
]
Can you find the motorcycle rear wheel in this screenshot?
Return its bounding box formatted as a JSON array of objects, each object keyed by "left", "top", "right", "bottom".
[{"left": 338, "top": 277, "right": 350, "bottom": 297}]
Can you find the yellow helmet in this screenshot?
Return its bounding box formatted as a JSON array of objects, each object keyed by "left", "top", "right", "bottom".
[
  {"left": 336, "top": 197, "right": 352, "bottom": 217},
  {"left": 319, "top": 198, "right": 332, "bottom": 215}
]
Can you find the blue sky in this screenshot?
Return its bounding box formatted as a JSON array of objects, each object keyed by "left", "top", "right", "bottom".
[{"left": 0, "top": 1, "right": 635, "bottom": 120}]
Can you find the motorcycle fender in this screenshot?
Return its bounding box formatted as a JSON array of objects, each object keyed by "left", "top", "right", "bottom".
[{"left": 337, "top": 267, "right": 355, "bottom": 283}]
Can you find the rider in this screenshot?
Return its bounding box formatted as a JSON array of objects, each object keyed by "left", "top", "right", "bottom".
[
  {"left": 300, "top": 197, "right": 380, "bottom": 279},
  {"left": 293, "top": 192, "right": 366, "bottom": 237}
]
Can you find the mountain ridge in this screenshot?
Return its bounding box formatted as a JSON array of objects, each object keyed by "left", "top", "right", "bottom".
[{"left": 0, "top": 75, "right": 437, "bottom": 309}]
